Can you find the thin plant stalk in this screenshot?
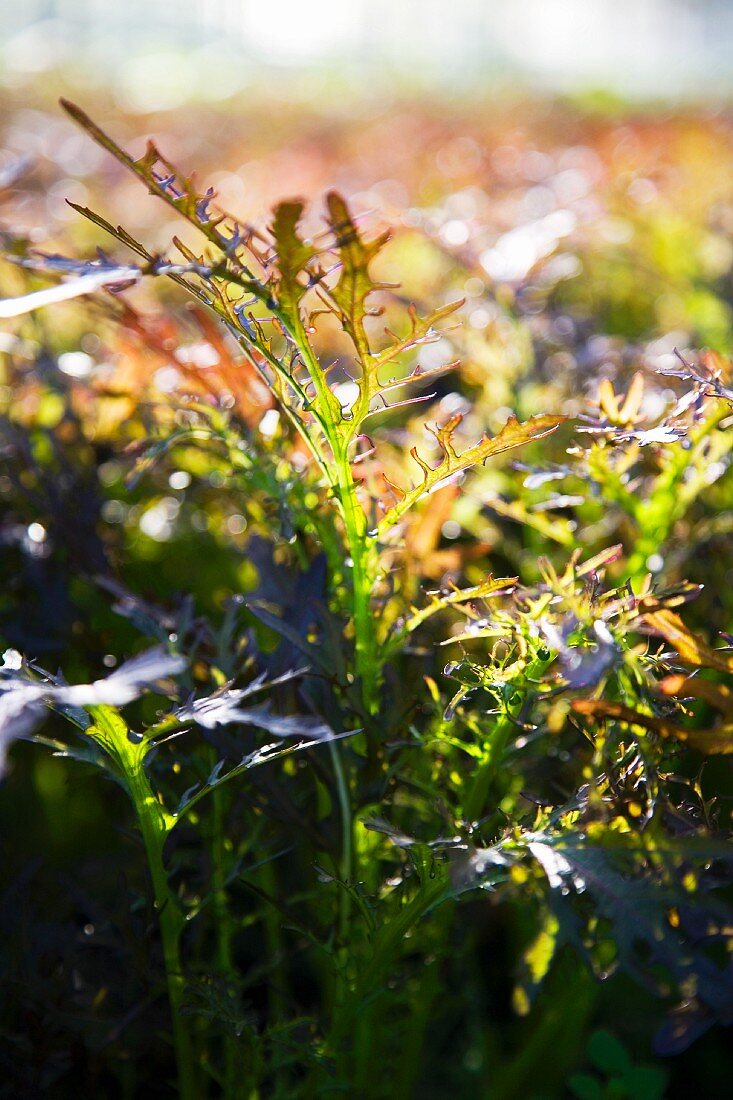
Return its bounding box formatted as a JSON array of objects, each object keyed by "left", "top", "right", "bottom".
[
  {"left": 87, "top": 708, "right": 200, "bottom": 1100},
  {"left": 331, "top": 440, "right": 381, "bottom": 715},
  {"left": 208, "top": 755, "right": 238, "bottom": 1094},
  {"left": 464, "top": 656, "right": 551, "bottom": 823}
]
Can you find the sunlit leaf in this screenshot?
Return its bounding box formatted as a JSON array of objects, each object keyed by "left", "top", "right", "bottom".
[
  {"left": 658, "top": 673, "right": 733, "bottom": 713},
  {"left": 378, "top": 413, "right": 565, "bottom": 534},
  {"left": 571, "top": 698, "right": 733, "bottom": 754},
  {"left": 270, "top": 199, "right": 316, "bottom": 329},
  {"left": 643, "top": 609, "right": 733, "bottom": 674}
]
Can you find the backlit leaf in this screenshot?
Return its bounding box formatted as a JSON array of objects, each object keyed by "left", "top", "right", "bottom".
[
  {"left": 378, "top": 413, "right": 565, "bottom": 534},
  {"left": 643, "top": 609, "right": 733, "bottom": 674}
]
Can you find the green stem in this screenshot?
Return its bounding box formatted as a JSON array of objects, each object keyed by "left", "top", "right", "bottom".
[
  {"left": 125, "top": 755, "right": 199, "bottom": 1100},
  {"left": 287, "top": 315, "right": 381, "bottom": 715},
  {"left": 330, "top": 874, "right": 449, "bottom": 1090},
  {"left": 327, "top": 740, "right": 357, "bottom": 1065},
  {"left": 259, "top": 859, "right": 286, "bottom": 1021},
  {"left": 487, "top": 956, "right": 596, "bottom": 1100},
  {"left": 332, "top": 442, "right": 380, "bottom": 715},
  {"left": 464, "top": 711, "right": 515, "bottom": 824},
  {"left": 208, "top": 760, "right": 238, "bottom": 1095},
  {"left": 87, "top": 708, "right": 200, "bottom": 1100},
  {"left": 329, "top": 739, "right": 353, "bottom": 936},
  {"left": 464, "top": 658, "right": 550, "bottom": 823}
]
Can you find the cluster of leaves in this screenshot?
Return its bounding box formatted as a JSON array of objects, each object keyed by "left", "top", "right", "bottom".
[{"left": 0, "top": 98, "right": 732, "bottom": 1100}]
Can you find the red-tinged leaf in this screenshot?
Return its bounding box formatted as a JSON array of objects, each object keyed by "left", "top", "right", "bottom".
[
  {"left": 571, "top": 698, "right": 733, "bottom": 754},
  {"left": 657, "top": 674, "right": 733, "bottom": 713},
  {"left": 598, "top": 378, "right": 621, "bottom": 422},
  {"left": 636, "top": 584, "right": 704, "bottom": 614},
  {"left": 61, "top": 99, "right": 267, "bottom": 298},
  {"left": 324, "top": 191, "right": 390, "bottom": 361},
  {"left": 321, "top": 192, "right": 401, "bottom": 440},
  {"left": 371, "top": 300, "right": 464, "bottom": 375},
  {"left": 270, "top": 200, "right": 316, "bottom": 329},
  {"left": 643, "top": 610, "right": 733, "bottom": 674},
  {"left": 576, "top": 544, "right": 624, "bottom": 577},
  {"left": 618, "top": 371, "right": 645, "bottom": 423}
]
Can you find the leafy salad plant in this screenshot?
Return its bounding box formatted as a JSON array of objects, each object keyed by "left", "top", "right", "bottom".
[{"left": 0, "top": 101, "right": 732, "bottom": 1099}]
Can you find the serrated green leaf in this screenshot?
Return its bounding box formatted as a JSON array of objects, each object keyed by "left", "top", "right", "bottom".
[{"left": 378, "top": 413, "right": 566, "bottom": 534}]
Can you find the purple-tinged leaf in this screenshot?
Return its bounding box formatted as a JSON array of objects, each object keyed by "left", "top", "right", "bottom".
[
  {"left": 0, "top": 685, "right": 47, "bottom": 775},
  {"left": 0, "top": 266, "right": 140, "bottom": 318},
  {"left": 178, "top": 689, "right": 334, "bottom": 741},
  {"left": 541, "top": 618, "right": 618, "bottom": 690},
  {"left": 56, "top": 647, "right": 187, "bottom": 707},
  {"left": 0, "top": 647, "right": 186, "bottom": 776}
]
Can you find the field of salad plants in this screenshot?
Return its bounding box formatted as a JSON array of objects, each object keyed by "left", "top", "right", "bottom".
[{"left": 1, "top": 81, "right": 732, "bottom": 1097}]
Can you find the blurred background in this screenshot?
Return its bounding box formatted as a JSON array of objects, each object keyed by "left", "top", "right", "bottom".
[
  {"left": 4, "top": 0, "right": 733, "bottom": 364},
  {"left": 3, "top": 0, "right": 733, "bottom": 100}
]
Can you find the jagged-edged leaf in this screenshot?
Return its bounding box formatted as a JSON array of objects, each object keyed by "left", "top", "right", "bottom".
[
  {"left": 0, "top": 647, "right": 186, "bottom": 775},
  {"left": 171, "top": 728, "right": 356, "bottom": 826},
  {"left": 572, "top": 698, "right": 733, "bottom": 754},
  {"left": 178, "top": 691, "right": 335, "bottom": 741},
  {"left": 449, "top": 843, "right": 513, "bottom": 892},
  {"left": 66, "top": 201, "right": 152, "bottom": 258},
  {"left": 270, "top": 200, "right": 316, "bottom": 327},
  {"left": 41, "top": 735, "right": 117, "bottom": 774},
  {"left": 385, "top": 575, "right": 517, "bottom": 654},
  {"left": 323, "top": 195, "right": 464, "bottom": 430},
  {"left": 658, "top": 673, "right": 733, "bottom": 713},
  {"left": 356, "top": 300, "right": 463, "bottom": 425},
  {"left": 635, "top": 581, "right": 704, "bottom": 614},
  {"left": 61, "top": 100, "right": 266, "bottom": 293},
  {"left": 56, "top": 647, "right": 186, "bottom": 707},
  {"left": 180, "top": 975, "right": 256, "bottom": 1037},
  {"left": 59, "top": 104, "right": 334, "bottom": 450},
  {"left": 0, "top": 265, "right": 140, "bottom": 318},
  {"left": 0, "top": 686, "right": 47, "bottom": 775},
  {"left": 653, "top": 1001, "right": 721, "bottom": 1056},
  {"left": 370, "top": 301, "right": 462, "bottom": 374},
  {"left": 323, "top": 191, "right": 391, "bottom": 362},
  {"left": 643, "top": 609, "right": 733, "bottom": 674},
  {"left": 524, "top": 828, "right": 733, "bottom": 1050},
  {"left": 659, "top": 347, "right": 733, "bottom": 405},
  {"left": 96, "top": 578, "right": 180, "bottom": 641},
  {"left": 541, "top": 618, "right": 618, "bottom": 690},
  {"left": 268, "top": 199, "right": 345, "bottom": 427},
  {"left": 378, "top": 412, "right": 565, "bottom": 534}
]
